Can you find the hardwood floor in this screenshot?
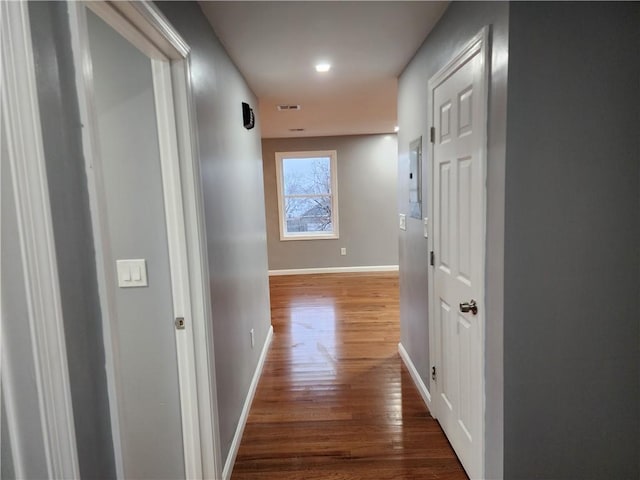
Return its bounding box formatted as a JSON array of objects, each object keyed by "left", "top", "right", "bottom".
[{"left": 231, "top": 273, "right": 468, "bottom": 480}]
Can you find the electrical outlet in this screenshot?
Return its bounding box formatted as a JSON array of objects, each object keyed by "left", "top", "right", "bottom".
[
  {"left": 250, "top": 328, "right": 255, "bottom": 348},
  {"left": 340, "top": 247, "right": 347, "bottom": 256}
]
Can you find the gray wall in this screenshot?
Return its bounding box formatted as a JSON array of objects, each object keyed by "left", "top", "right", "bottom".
[
  {"left": 28, "top": 3, "right": 116, "bottom": 478},
  {"left": 262, "top": 134, "right": 399, "bottom": 271},
  {"left": 157, "top": 2, "right": 273, "bottom": 466},
  {"left": 87, "top": 11, "right": 184, "bottom": 478},
  {"left": 397, "top": 3, "right": 509, "bottom": 477},
  {"left": 503, "top": 3, "right": 639, "bottom": 478}
]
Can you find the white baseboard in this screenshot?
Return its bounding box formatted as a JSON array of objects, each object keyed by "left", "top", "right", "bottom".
[
  {"left": 268, "top": 265, "right": 399, "bottom": 276},
  {"left": 398, "top": 342, "right": 432, "bottom": 411},
  {"left": 222, "top": 325, "right": 274, "bottom": 480}
]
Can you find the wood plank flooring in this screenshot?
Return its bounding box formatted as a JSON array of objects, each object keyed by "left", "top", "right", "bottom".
[{"left": 231, "top": 273, "right": 468, "bottom": 480}]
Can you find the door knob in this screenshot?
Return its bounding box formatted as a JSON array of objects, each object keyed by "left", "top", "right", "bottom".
[{"left": 459, "top": 299, "right": 478, "bottom": 315}]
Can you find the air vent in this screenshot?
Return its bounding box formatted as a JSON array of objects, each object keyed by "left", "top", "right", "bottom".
[
  {"left": 289, "top": 128, "right": 305, "bottom": 132},
  {"left": 277, "top": 104, "right": 301, "bottom": 111}
]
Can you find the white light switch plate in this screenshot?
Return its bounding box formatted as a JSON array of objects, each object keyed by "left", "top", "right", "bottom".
[
  {"left": 423, "top": 217, "right": 429, "bottom": 238},
  {"left": 399, "top": 214, "right": 406, "bottom": 231},
  {"left": 117, "top": 259, "right": 148, "bottom": 288}
]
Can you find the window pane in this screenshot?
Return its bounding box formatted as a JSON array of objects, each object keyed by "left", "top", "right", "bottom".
[
  {"left": 282, "top": 157, "right": 331, "bottom": 195},
  {"left": 284, "top": 196, "right": 333, "bottom": 233}
]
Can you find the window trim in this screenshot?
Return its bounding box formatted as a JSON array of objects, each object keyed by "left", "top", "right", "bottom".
[{"left": 275, "top": 150, "right": 339, "bottom": 241}]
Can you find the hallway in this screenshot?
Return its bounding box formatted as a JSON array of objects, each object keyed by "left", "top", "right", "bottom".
[{"left": 231, "top": 273, "right": 468, "bottom": 479}]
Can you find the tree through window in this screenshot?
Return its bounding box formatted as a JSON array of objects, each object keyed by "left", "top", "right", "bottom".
[{"left": 275, "top": 151, "right": 339, "bottom": 240}]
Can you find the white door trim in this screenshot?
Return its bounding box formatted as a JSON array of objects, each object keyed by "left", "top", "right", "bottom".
[
  {"left": 151, "top": 56, "right": 203, "bottom": 478},
  {"left": 426, "top": 26, "right": 490, "bottom": 478},
  {"left": 1, "top": 1, "right": 80, "bottom": 477},
  {"left": 68, "top": 2, "right": 221, "bottom": 478},
  {"left": 168, "top": 54, "right": 224, "bottom": 477}
]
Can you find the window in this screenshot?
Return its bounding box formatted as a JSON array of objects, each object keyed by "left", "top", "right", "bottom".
[{"left": 275, "top": 150, "right": 339, "bottom": 240}]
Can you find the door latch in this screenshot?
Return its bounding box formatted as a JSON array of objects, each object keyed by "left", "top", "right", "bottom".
[{"left": 175, "top": 317, "right": 185, "bottom": 330}]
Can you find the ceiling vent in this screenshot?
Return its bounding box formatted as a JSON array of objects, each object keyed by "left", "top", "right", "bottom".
[{"left": 277, "top": 104, "right": 301, "bottom": 111}]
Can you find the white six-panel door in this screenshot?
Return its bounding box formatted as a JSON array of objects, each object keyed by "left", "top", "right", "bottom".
[{"left": 429, "top": 29, "right": 488, "bottom": 479}]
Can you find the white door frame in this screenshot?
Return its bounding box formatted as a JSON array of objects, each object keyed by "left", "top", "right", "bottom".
[
  {"left": 426, "top": 26, "right": 490, "bottom": 478},
  {"left": 1, "top": 1, "right": 80, "bottom": 477},
  {"left": 68, "top": 2, "right": 221, "bottom": 478}
]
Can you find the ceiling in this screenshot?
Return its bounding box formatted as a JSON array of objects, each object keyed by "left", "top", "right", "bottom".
[{"left": 199, "top": 1, "right": 448, "bottom": 139}]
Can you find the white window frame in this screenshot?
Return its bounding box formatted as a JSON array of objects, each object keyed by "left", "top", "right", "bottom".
[{"left": 275, "top": 150, "right": 339, "bottom": 241}]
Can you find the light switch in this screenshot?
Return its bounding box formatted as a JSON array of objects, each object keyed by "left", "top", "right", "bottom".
[
  {"left": 117, "top": 259, "right": 148, "bottom": 288},
  {"left": 132, "top": 266, "right": 141, "bottom": 282},
  {"left": 399, "top": 214, "right": 407, "bottom": 231},
  {"left": 423, "top": 217, "right": 429, "bottom": 238}
]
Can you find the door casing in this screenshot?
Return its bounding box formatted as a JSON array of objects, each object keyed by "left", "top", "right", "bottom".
[
  {"left": 68, "top": 2, "right": 221, "bottom": 478},
  {"left": 1, "top": 2, "right": 80, "bottom": 477}
]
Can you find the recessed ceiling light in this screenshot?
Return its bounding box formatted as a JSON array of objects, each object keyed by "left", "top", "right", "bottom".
[
  {"left": 315, "top": 63, "right": 331, "bottom": 73},
  {"left": 394, "top": 126, "right": 400, "bottom": 132}
]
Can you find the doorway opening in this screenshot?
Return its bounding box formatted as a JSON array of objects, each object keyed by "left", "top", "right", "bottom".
[{"left": 69, "top": 3, "right": 220, "bottom": 477}]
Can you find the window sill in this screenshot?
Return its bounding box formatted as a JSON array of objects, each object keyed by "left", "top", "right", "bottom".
[{"left": 279, "top": 233, "right": 339, "bottom": 242}]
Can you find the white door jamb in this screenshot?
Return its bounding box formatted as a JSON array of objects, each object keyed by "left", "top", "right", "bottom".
[{"left": 1, "top": 1, "right": 80, "bottom": 477}]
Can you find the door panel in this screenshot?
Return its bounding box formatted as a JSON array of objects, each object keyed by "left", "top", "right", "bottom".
[
  {"left": 457, "top": 156, "right": 472, "bottom": 284},
  {"left": 457, "top": 312, "right": 472, "bottom": 440},
  {"left": 440, "top": 102, "right": 452, "bottom": 142},
  {"left": 458, "top": 87, "right": 473, "bottom": 136},
  {"left": 431, "top": 36, "right": 486, "bottom": 479},
  {"left": 439, "top": 299, "right": 456, "bottom": 415},
  {"left": 439, "top": 162, "right": 452, "bottom": 271}
]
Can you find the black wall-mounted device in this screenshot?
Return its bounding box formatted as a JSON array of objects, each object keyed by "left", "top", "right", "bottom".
[{"left": 242, "top": 102, "right": 255, "bottom": 130}]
